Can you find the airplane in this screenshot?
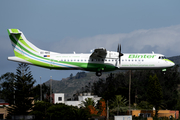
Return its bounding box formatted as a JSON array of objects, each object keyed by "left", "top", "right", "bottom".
[{"left": 7, "top": 29, "right": 175, "bottom": 76}]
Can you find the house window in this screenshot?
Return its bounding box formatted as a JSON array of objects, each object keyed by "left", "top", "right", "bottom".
[
  {"left": 145, "top": 113, "right": 151, "bottom": 117},
  {"left": 58, "top": 97, "right": 62, "bottom": 101},
  {"left": 139, "top": 113, "right": 144, "bottom": 118}
]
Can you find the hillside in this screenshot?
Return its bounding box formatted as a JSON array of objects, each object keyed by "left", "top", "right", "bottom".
[
  {"left": 44, "top": 71, "right": 115, "bottom": 99},
  {"left": 169, "top": 55, "right": 180, "bottom": 66},
  {"left": 44, "top": 55, "right": 180, "bottom": 100}
]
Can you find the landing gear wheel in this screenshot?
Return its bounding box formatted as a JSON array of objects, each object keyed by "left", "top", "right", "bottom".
[{"left": 96, "top": 71, "right": 102, "bottom": 76}]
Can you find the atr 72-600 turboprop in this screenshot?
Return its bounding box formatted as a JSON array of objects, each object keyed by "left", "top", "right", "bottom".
[{"left": 7, "top": 29, "right": 175, "bottom": 76}]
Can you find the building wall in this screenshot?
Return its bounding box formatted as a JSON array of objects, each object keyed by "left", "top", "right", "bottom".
[
  {"left": 78, "top": 96, "right": 94, "bottom": 102},
  {"left": 131, "top": 110, "right": 179, "bottom": 119},
  {"left": 65, "top": 101, "right": 81, "bottom": 107},
  {"left": 53, "top": 93, "right": 65, "bottom": 104},
  {"left": 0, "top": 107, "right": 8, "bottom": 119},
  {"left": 53, "top": 93, "right": 101, "bottom": 108}
]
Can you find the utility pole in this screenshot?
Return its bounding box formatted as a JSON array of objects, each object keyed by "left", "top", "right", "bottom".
[
  {"left": 50, "top": 76, "right": 52, "bottom": 103},
  {"left": 14, "top": 80, "right": 15, "bottom": 104},
  {"left": 129, "top": 70, "right": 131, "bottom": 115},
  {"left": 40, "top": 76, "right": 42, "bottom": 101},
  {"left": 107, "top": 100, "right": 109, "bottom": 120}
]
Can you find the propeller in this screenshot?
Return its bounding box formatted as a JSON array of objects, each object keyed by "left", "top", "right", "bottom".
[{"left": 117, "top": 44, "right": 123, "bottom": 64}]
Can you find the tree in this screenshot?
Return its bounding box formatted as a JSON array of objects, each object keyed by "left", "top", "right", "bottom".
[
  {"left": 97, "top": 98, "right": 106, "bottom": 117},
  {"left": 80, "top": 98, "right": 96, "bottom": 108},
  {"left": 72, "top": 107, "right": 90, "bottom": 120},
  {"left": 32, "top": 83, "right": 50, "bottom": 101},
  {"left": 8, "top": 63, "right": 36, "bottom": 116},
  {"left": 147, "top": 74, "right": 163, "bottom": 117},
  {"left": 31, "top": 102, "right": 90, "bottom": 120},
  {"left": 80, "top": 98, "right": 98, "bottom": 115},
  {"left": 110, "top": 95, "right": 128, "bottom": 115},
  {"left": 30, "top": 101, "right": 52, "bottom": 120},
  {"left": 46, "top": 103, "right": 84, "bottom": 120},
  {"left": 0, "top": 72, "right": 15, "bottom": 105},
  {"left": 156, "top": 65, "right": 180, "bottom": 110},
  {"left": 75, "top": 72, "right": 87, "bottom": 79},
  {"left": 102, "top": 73, "right": 116, "bottom": 100},
  {"left": 69, "top": 73, "right": 73, "bottom": 79},
  {"left": 138, "top": 101, "right": 153, "bottom": 110}
]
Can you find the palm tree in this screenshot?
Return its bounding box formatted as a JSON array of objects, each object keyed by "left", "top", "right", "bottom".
[
  {"left": 110, "top": 95, "right": 128, "bottom": 115},
  {"left": 80, "top": 98, "right": 96, "bottom": 108},
  {"left": 80, "top": 98, "right": 98, "bottom": 115}
]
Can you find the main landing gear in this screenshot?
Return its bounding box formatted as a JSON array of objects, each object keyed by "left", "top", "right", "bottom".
[
  {"left": 96, "top": 71, "right": 102, "bottom": 76},
  {"left": 96, "top": 67, "right": 106, "bottom": 76}
]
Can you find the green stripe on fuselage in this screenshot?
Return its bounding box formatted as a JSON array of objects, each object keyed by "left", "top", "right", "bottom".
[{"left": 164, "top": 59, "right": 174, "bottom": 63}]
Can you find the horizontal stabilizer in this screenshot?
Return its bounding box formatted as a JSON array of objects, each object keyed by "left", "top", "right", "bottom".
[{"left": 8, "top": 56, "right": 32, "bottom": 64}]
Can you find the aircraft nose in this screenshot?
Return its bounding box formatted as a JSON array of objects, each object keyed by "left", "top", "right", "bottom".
[
  {"left": 171, "top": 61, "right": 175, "bottom": 66},
  {"left": 169, "top": 60, "right": 175, "bottom": 67},
  {"left": 166, "top": 59, "right": 175, "bottom": 67}
]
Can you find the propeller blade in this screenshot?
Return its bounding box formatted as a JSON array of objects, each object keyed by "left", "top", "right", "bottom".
[
  {"left": 117, "top": 44, "right": 123, "bottom": 65},
  {"left": 120, "top": 44, "right": 121, "bottom": 52},
  {"left": 117, "top": 44, "right": 120, "bottom": 52}
]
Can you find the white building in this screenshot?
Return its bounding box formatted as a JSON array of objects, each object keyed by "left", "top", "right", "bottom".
[{"left": 53, "top": 93, "right": 101, "bottom": 108}]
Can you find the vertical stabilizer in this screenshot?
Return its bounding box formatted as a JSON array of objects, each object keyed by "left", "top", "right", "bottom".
[{"left": 7, "top": 29, "right": 41, "bottom": 57}]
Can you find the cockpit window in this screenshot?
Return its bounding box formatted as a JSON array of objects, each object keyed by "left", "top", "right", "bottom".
[{"left": 159, "top": 56, "right": 166, "bottom": 59}]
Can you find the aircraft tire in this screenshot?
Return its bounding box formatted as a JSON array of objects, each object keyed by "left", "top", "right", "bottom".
[{"left": 96, "top": 71, "right": 102, "bottom": 76}]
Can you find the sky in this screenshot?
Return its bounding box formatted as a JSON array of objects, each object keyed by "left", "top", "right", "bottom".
[{"left": 1, "top": 1, "right": 180, "bottom": 85}]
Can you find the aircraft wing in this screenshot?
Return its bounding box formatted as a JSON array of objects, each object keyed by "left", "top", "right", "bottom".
[{"left": 90, "top": 48, "right": 107, "bottom": 58}]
